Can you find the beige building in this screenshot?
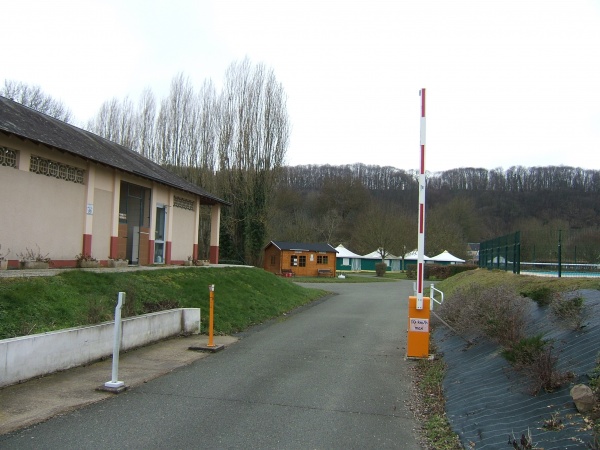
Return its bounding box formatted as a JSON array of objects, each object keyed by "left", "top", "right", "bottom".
[{"left": 0, "top": 96, "right": 228, "bottom": 268}]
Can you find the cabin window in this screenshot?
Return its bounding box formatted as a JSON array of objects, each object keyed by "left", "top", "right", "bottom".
[
  {"left": 291, "top": 255, "right": 298, "bottom": 266},
  {"left": 317, "top": 255, "right": 328, "bottom": 264},
  {"left": 343, "top": 258, "right": 350, "bottom": 266},
  {"left": 270, "top": 255, "right": 275, "bottom": 265},
  {"left": 299, "top": 255, "right": 306, "bottom": 267}
]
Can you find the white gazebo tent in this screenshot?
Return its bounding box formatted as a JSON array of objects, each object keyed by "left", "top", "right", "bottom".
[
  {"left": 335, "top": 244, "right": 362, "bottom": 271},
  {"left": 362, "top": 249, "right": 402, "bottom": 271},
  {"left": 402, "top": 249, "right": 433, "bottom": 270},
  {"left": 430, "top": 250, "right": 466, "bottom": 265}
]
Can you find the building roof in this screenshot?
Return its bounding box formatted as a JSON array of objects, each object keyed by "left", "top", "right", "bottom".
[
  {"left": 403, "top": 249, "right": 434, "bottom": 261},
  {"left": 334, "top": 244, "right": 362, "bottom": 258},
  {"left": 0, "top": 96, "right": 228, "bottom": 206},
  {"left": 362, "top": 249, "right": 401, "bottom": 260},
  {"left": 430, "top": 250, "right": 466, "bottom": 263},
  {"left": 267, "top": 241, "right": 337, "bottom": 253}
]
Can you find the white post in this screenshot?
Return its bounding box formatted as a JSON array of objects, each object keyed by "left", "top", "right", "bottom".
[
  {"left": 105, "top": 292, "right": 125, "bottom": 389},
  {"left": 430, "top": 283, "right": 434, "bottom": 311},
  {"left": 416, "top": 89, "right": 427, "bottom": 310}
]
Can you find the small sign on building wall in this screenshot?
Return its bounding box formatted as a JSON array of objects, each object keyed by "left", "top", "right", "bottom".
[{"left": 86, "top": 204, "right": 94, "bottom": 215}]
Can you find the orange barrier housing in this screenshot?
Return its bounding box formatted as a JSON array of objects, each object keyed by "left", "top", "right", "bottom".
[{"left": 407, "top": 296, "right": 431, "bottom": 359}]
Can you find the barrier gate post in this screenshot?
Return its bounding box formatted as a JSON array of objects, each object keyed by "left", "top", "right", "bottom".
[{"left": 406, "top": 89, "right": 431, "bottom": 359}]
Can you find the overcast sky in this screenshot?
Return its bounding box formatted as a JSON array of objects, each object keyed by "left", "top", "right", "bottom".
[{"left": 3, "top": 0, "right": 600, "bottom": 172}]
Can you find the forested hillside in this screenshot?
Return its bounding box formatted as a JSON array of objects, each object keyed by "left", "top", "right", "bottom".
[{"left": 269, "top": 164, "right": 600, "bottom": 262}]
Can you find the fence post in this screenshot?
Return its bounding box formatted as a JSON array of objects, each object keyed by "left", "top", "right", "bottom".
[{"left": 558, "top": 229, "right": 562, "bottom": 277}]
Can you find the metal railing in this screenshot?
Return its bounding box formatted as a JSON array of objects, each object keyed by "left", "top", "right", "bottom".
[{"left": 412, "top": 282, "right": 444, "bottom": 310}]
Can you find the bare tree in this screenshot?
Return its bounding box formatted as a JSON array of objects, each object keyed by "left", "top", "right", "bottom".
[
  {"left": 155, "top": 73, "right": 195, "bottom": 166},
  {"left": 86, "top": 96, "right": 137, "bottom": 149},
  {"left": 87, "top": 97, "right": 120, "bottom": 142},
  {"left": 425, "top": 206, "right": 468, "bottom": 258},
  {"left": 137, "top": 88, "right": 157, "bottom": 160},
  {"left": 1, "top": 80, "right": 73, "bottom": 122},
  {"left": 217, "top": 58, "right": 290, "bottom": 265},
  {"left": 194, "top": 80, "right": 219, "bottom": 189},
  {"left": 354, "top": 202, "right": 409, "bottom": 260}
]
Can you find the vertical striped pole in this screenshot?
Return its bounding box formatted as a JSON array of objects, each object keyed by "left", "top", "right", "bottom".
[{"left": 417, "top": 89, "right": 426, "bottom": 310}]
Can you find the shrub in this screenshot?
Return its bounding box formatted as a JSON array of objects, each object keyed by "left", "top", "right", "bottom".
[
  {"left": 438, "top": 283, "right": 527, "bottom": 346},
  {"left": 502, "top": 334, "right": 548, "bottom": 365},
  {"left": 520, "top": 286, "right": 553, "bottom": 306},
  {"left": 591, "top": 353, "right": 600, "bottom": 386},
  {"left": 375, "top": 262, "right": 387, "bottom": 277},
  {"left": 526, "top": 345, "right": 573, "bottom": 395},
  {"left": 406, "top": 263, "right": 433, "bottom": 280},
  {"left": 406, "top": 263, "right": 477, "bottom": 280},
  {"left": 0, "top": 244, "right": 10, "bottom": 260},
  {"left": 440, "top": 285, "right": 574, "bottom": 395},
  {"left": 549, "top": 292, "right": 584, "bottom": 329},
  {"left": 17, "top": 244, "right": 51, "bottom": 263}
]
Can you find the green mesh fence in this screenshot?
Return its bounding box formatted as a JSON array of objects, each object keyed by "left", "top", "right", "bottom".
[
  {"left": 479, "top": 232, "right": 521, "bottom": 274},
  {"left": 480, "top": 229, "right": 600, "bottom": 277}
]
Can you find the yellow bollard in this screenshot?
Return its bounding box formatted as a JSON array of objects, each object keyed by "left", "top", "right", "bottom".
[
  {"left": 188, "top": 283, "right": 224, "bottom": 353},
  {"left": 406, "top": 296, "right": 431, "bottom": 359},
  {"left": 208, "top": 284, "right": 215, "bottom": 347}
]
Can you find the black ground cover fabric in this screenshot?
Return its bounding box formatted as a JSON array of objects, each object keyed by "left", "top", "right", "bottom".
[{"left": 433, "top": 289, "right": 600, "bottom": 449}]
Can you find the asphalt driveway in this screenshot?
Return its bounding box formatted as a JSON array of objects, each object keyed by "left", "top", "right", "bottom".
[{"left": 1, "top": 280, "right": 422, "bottom": 449}]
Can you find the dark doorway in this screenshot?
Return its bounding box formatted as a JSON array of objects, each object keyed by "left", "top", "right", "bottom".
[{"left": 118, "top": 181, "right": 151, "bottom": 264}]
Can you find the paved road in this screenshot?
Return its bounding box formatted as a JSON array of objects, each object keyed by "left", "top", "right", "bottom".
[{"left": 1, "top": 281, "right": 422, "bottom": 449}]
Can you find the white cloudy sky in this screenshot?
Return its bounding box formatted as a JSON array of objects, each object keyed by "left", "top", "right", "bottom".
[{"left": 3, "top": 0, "right": 600, "bottom": 172}]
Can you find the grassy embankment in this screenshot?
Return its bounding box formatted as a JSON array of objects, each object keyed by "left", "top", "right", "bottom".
[
  {"left": 0, "top": 267, "right": 333, "bottom": 339},
  {"left": 414, "top": 268, "right": 600, "bottom": 450},
  {"left": 0, "top": 268, "right": 407, "bottom": 340}
]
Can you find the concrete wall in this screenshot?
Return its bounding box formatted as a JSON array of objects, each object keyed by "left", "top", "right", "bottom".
[{"left": 0, "top": 308, "right": 200, "bottom": 388}]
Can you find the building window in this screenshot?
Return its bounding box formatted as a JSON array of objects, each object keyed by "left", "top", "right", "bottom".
[
  {"left": 1, "top": 147, "right": 18, "bottom": 168},
  {"left": 317, "top": 255, "right": 329, "bottom": 264},
  {"left": 29, "top": 155, "right": 84, "bottom": 184},
  {"left": 299, "top": 255, "right": 306, "bottom": 267},
  {"left": 174, "top": 196, "right": 194, "bottom": 211},
  {"left": 343, "top": 258, "right": 350, "bottom": 266},
  {"left": 291, "top": 255, "right": 298, "bottom": 267},
  {"left": 270, "top": 255, "right": 275, "bottom": 265}
]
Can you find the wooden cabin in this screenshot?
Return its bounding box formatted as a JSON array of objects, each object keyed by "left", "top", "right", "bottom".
[{"left": 263, "top": 241, "right": 337, "bottom": 277}]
